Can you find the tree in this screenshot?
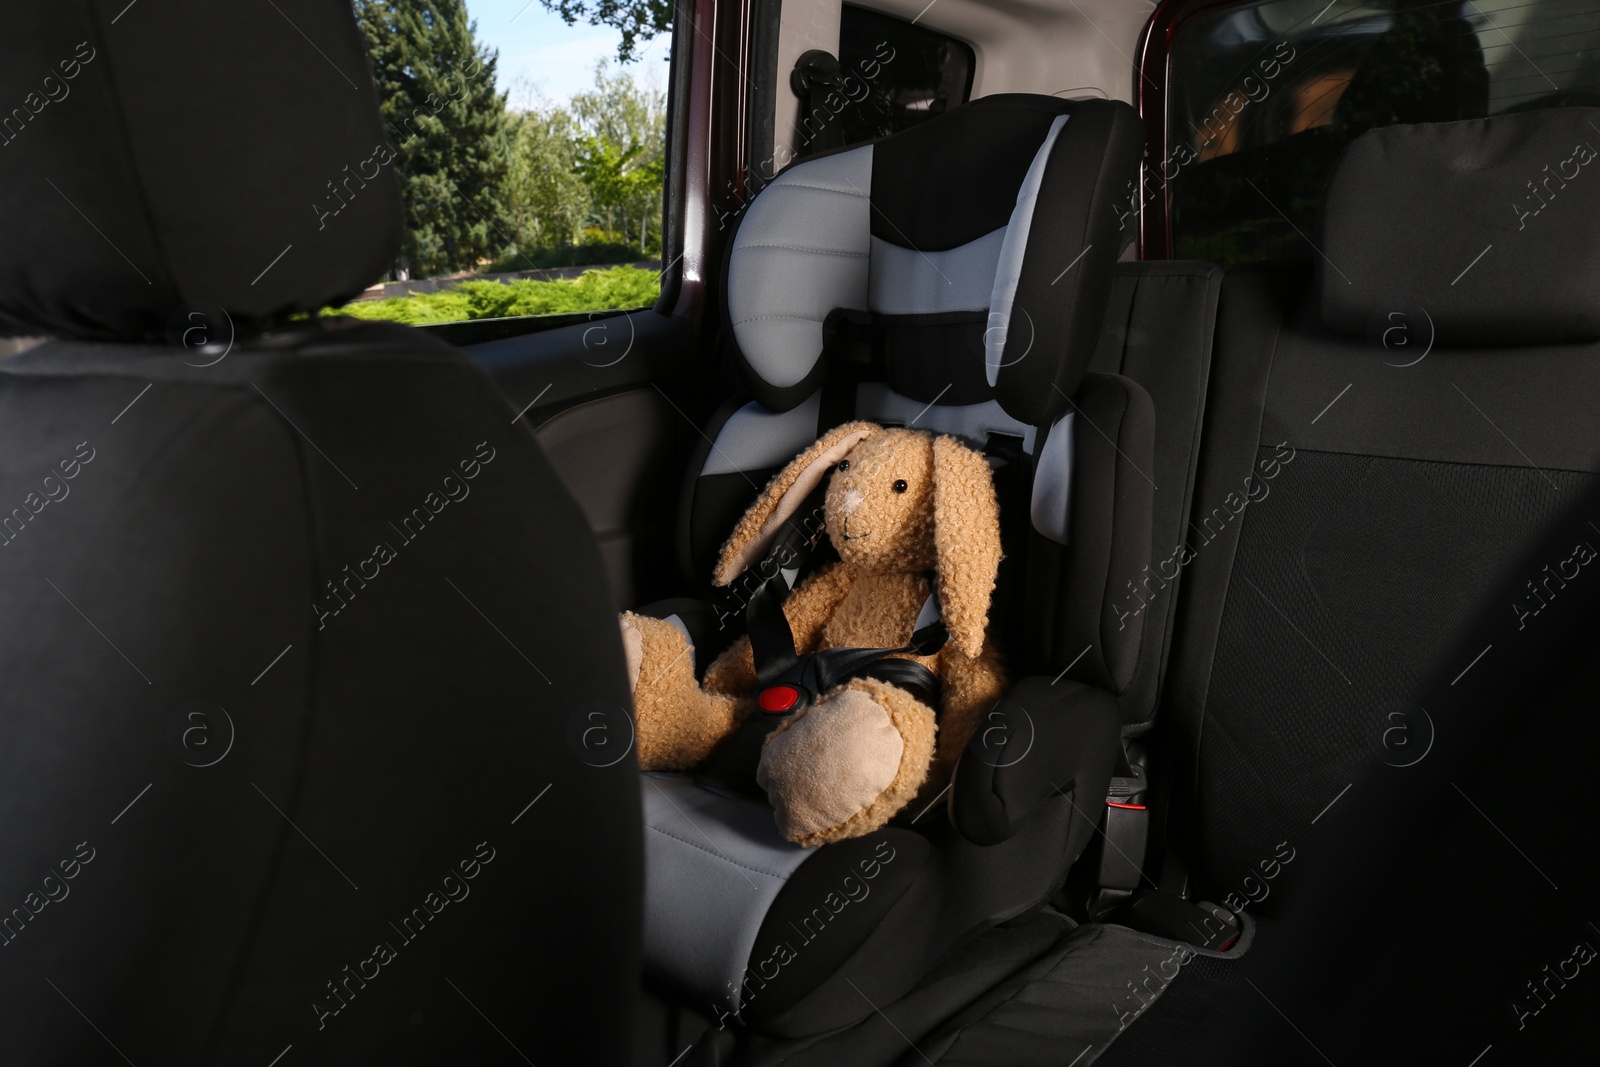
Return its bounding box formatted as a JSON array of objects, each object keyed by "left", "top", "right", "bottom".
[
  {"left": 503, "top": 104, "right": 591, "bottom": 252},
  {"left": 355, "top": 0, "right": 511, "bottom": 277},
  {"left": 571, "top": 61, "right": 666, "bottom": 253},
  {"left": 536, "top": 0, "right": 671, "bottom": 63}
]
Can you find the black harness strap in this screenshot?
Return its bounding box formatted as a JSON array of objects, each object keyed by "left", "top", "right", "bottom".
[
  {"left": 698, "top": 481, "right": 950, "bottom": 793},
  {"left": 983, "top": 431, "right": 1033, "bottom": 661}
]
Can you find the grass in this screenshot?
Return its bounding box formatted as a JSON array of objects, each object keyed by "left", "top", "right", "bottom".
[{"left": 329, "top": 265, "right": 661, "bottom": 325}]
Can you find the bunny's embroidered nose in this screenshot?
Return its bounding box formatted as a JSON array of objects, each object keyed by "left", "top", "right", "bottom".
[{"left": 841, "top": 488, "right": 864, "bottom": 514}]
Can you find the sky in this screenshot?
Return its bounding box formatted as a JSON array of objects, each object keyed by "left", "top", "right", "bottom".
[{"left": 464, "top": 0, "right": 671, "bottom": 108}]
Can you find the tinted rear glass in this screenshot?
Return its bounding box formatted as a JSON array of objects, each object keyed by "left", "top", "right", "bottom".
[{"left": 1167, "top": 0, "right": 1600, "bottom": 267}]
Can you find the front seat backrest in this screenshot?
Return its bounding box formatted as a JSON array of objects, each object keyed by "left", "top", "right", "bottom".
[{"left": 0, "top": 3, "right": 640, "bottom": 1064}]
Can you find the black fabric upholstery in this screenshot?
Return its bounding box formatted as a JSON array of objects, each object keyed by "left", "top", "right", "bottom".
[
  {"left": 1110, "top": 486, "right": 1600, "bottom": 1065},
  {"left": 1157, "top": 263, "right": 1311, "bottom": 893},
  {"left": 1089, "top": 262, "right": 1224, "bottom": 726},
  {"left": 1164, "top": 262, "right": 1600, "bottom": 905},
  {"left": 869, "top": 95, "right": 1069, "bottom": 250},
  {"left": 677, "top": 395, "right": 760, "bottom": 586},
  {"left": 1024, "top": 372, "right": 1156, "bottom": 693},
  {"left": 951, "top": 677, "right": 1121, "bottom": 847},
  {"left": 1318, "top": 108, "right": 1600, "bottom": 345},
  {"left": 0, "top": 1, "right": 400, "bottom": 340},
  {"left": 995, "top": 100, "right": 1145, "bottom": 426},
  {"left": 678, "top": 911, "right": 1083, "bottom": 1065},
  {"left": 740, "top": 829, "right": 933, "bottom": 1032},
  {"left": 1198, "top": 447, "right": 1592, "bottom": 899},
  {"left": 675, "top": 910, "right": 1217, "bottom": 1067},
  {"left": 719, "top": 800, "right": 1097, "bottom": 1043},
  {"left": 1190, "top": 485, "right": 1600, "bottom": 1065},
  {"left": 916, "top": 920, "right": 1217, "bottom": 1066},
  {"left": 1101, "top": 116, "right": 1600, "bottom": 1063},
  {"left": 0, "top": 325, "right": 641, "bottom": 1063},
  {"left": 1093, "top": 939, "right": 1257, "bottom": 1065},
  {"left": 0, "top": 7, "right": 641, "bottom": 1060},
  {"left": 880, "top": 311, "right": 993, "bottom": 404},
  {"left": 689, "top": 469, "right": 777, "bottom": 586}
]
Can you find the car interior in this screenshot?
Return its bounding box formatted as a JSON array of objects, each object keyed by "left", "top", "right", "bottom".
[{"left": 2, "top": 0, "right": 1598, "bottom": 1064}]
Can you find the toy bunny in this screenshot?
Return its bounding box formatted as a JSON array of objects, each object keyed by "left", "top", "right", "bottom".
[{"left": 620, "top": 421, "right": 1007, "bottom": 847}]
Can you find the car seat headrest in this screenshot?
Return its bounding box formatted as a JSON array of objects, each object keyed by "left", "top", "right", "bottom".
[
  {"left": 0, "top": 0, "right": 401, "bottom": 341},
  {"left": 1318, "top": 107, "right": 1600, "bottom": 346},
  {"left": 724, "top": 95, "right": 1143, "bottom": 426}
]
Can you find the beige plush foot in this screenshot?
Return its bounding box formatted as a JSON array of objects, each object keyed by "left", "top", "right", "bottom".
[
  {"left": 756, "top": 676, "right": 937, "bottom": 847},
  {"left": 620, "top": 617, "right": 644, "bottom": 693},
  {"left": 621, "top": 611, "right": 744, "bottom": 770}
]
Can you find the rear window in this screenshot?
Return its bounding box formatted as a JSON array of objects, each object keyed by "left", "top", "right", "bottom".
[
  {"left": 1166, "top": 0, "right": 1600, "bottom": 267},
  {"left": 797, "top": 5, "right": 974, "bottom": 154}
]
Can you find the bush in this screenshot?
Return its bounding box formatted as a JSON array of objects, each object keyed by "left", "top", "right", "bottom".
[
  {"left": 483, "top": 237, "right": 659, "bottom": 274},
  {"left": 330, "top": 266, "right": 661, "bottom": 325}
]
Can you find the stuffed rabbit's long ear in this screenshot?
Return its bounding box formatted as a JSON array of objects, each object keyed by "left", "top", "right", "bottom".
[
  {"left": 931, "top": 434, "right": 1003, "bottom": 657},
  {"left": 712, "top": 421, "right": 880, "bottom": 586}
]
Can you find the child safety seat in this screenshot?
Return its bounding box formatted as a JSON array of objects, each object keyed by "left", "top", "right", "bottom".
[{"left": 642, "top": 94, "right": 1153, "bottom": 1038}]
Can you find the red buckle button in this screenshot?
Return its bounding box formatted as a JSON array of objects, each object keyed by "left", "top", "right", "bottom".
[{"left": 758, "top": 686, "right": 799, "bottom": 713}]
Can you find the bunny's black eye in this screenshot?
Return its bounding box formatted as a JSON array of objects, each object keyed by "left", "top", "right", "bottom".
[
  {"left": 837, "top": 460, "right": 850, "bottom": 472},
  {"left": 893, "top": 479, "right": 908, "bottom": 493}
]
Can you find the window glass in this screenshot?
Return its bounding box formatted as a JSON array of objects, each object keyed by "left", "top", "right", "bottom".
[
  {"left": 1166, "top": 0, "right": 1600, "bottom": 267},
  {"left": 330, "top": 0, "right": 670, "bottom": 327},
  {"left": 795, "top": 6, "right": 974, "bottom": 154}
]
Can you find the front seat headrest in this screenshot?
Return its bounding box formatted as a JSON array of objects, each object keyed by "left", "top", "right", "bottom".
[
  {"left": 0, "top": 1, "right": 400, "bottom": 341},
  {"left": 1317, "top": 107, "right": 1600, "bottom": 346}
]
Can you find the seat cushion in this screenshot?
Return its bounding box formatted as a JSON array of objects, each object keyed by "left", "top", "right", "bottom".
[
  {"left": 642, "top": 772, "right": 938, "bottom": 1030},
  {"left": 642, "top": 773, "right": 813, "bottom": 1014}
]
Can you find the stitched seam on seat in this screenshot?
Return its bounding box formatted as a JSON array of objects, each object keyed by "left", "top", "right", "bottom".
[
  {"left": 647, "top": 824, "right": 791, "bottom": 880},
  {"left": 736, "top": 244, "right": 868, "bottom": 258},
  {"left": 732, "top": 314, "right": 823, "bottom": 326},
  {"left": 773, "top": 181, "right": 869, "bottom": 197}
]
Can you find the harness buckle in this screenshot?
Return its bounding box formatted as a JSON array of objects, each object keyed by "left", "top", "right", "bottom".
[{"left": 757, "top": 684, "right": 809, "bottom": 715}]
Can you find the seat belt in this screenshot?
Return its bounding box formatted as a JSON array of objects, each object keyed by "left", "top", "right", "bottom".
[
  {"left": 818, "top": 309, "right": 884, "bottom": 433},
  {"left": 697, "top": 490, "right": 949, "bottom": 794}
]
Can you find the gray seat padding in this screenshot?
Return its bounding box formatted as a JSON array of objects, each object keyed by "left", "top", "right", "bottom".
[
  {"left": 722, "top": 95, "right": 1143, "bottom": 424},
  {"left": 643, "top": 773, "right": 812, "bottom": 1014}
]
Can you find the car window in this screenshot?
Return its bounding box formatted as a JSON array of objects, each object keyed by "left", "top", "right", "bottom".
[
  {"left": 1166, "top": 0, "right": 1600, "bottom": 268},
  {"left": 331, "top": 0, "right": 669, "bottom": 327},
  {"left": 794, "top": 6, "right": 974, "bottom": 156}
]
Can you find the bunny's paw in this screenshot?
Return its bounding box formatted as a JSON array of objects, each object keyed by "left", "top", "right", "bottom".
[
  {"left": 622, "top": 611, "right": 742, "bottom": 770},
  {"left": 755, "top": 676, "right": 936, "bottom": 847}
]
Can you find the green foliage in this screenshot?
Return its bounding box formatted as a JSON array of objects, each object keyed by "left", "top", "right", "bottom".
[
  {"left": 329, "top": 266, "right": 661, "bottom": 324},
  {"left": 354, "top": 0, "right": 511, "bottom": 277},
  {"left": 567, "top": 61, "right": 666, "bottom": 255},
  {"left": 494, "top": 63, "right": 665, "bottom": 269},
  {"left": 534, "top": 0, "right": 671, "bottom": 62},
  {"left": 352, "top": 8, "right": 669, "bottom": 317},
  {"left": 482, "top": 238, "right": 651, "bottom": 274},
  {"left": 502, "top": 105, "right": 590, "bottom": 251}
]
